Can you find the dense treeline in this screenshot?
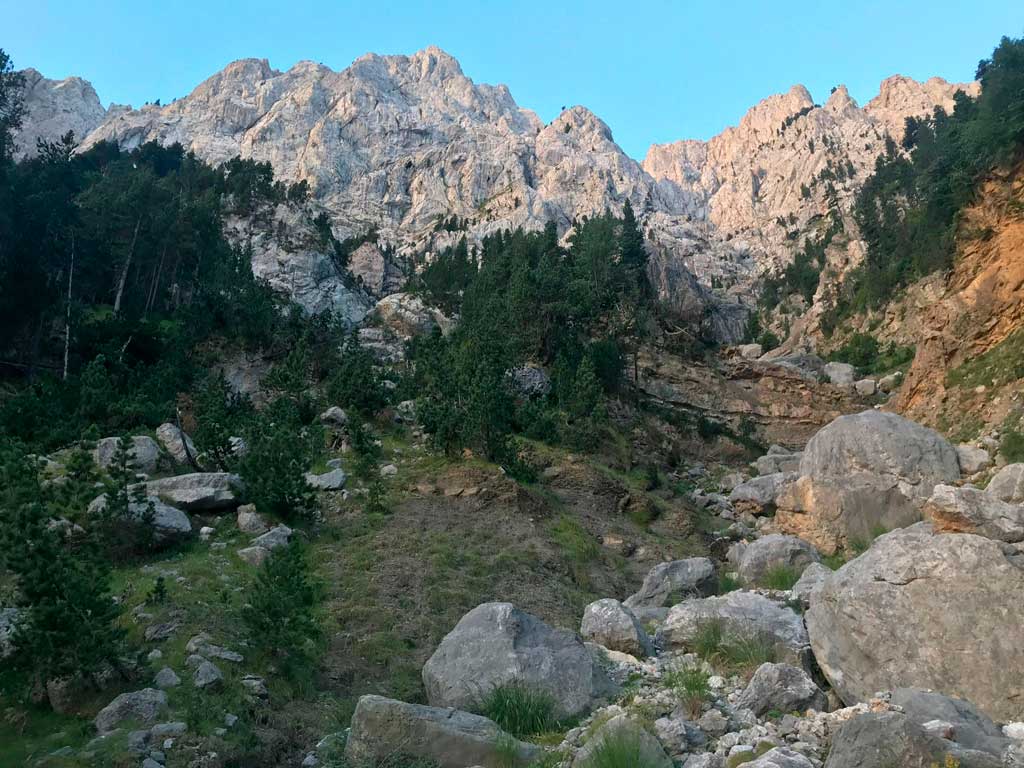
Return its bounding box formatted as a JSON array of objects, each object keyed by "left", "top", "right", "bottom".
[{"left": 825, "top": 35, "right": 1024, "bottom": 324}]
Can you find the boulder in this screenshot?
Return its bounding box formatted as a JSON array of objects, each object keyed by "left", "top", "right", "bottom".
[
  {"left": 806, "top": 524, "right": 1024, "bottom": 722},
  {"left": 924, "top": 484, "right": 1024, "bottom": 542},
  {"left": 736, "top": 534, "right": 821, "bottom": 586},
  {"left": 508, "top": 365, "right": 551, "bottom": 397},
  {"left": 580, "top": 599, "right": 654, "bottom": 657},
  {"left": 823, "top": 362, "right": 855, "bottom": 386},
  {"left": 734, "top": 662, "right": 827, "bottom": 716},
  {"left": 729, "top": 473, "right": 797, "bottom": 515},
  {"left": 237, "top": 546, "right": 271, "bottom": 567},
  {"left": 743, "top": 748, "right": 815, "bottom": 768},
  {"left": 737, "top": 343, "right": 763, "bottom": 360},
  {"left": 853, "top": 378, "right": 877, "bottom": 396},
  {"left": 957, "top": 445, "right": 992, "bottom": 475},
  {"left": 319, "top": 406, "right": 348, "bottom": 427},
  {"left": 304, "top": 468, "right": 347, "bottom": 491},
  {"left": 573, "top": 713, "right": 672, "bottom": 768},
  {"left": 94, "top": 688, "right": 168, "bottom": 734},
  {"left": 253, "top": 525, "right": 292, "bottom": 550},
  {"left": 370, "top": 292, "right": 453, "bottom": 339},
  {"left": 193, "top": 660, "right": 223, "bottom": 689},
  {"left": 753, "top": 452, "right": 802, "bottom": 476},
  {"left": 790, "top": 562, "right": 831, "bottom": 607},
  {"left": 155, "top": 423, "right": 197, "bottom": 466},
  {"left": 87, "top": 494, "right": 192, "bottom": 545},
  {"left": 657, "top": 591, "right": 810, "bottom": 667},
  {"left": 878, "top": 371, "right": 903, "bottom": 393},
  {"left": 824, "top": 711, "right": 1005, "bottom": 768},
  {"left": 145, "top": 473, "right": 241, "bottom": 511},
  {"left": 623, "top": 557, "right": 717, "bottom": 609},
  {"left": 986, "top": 463, "right": 1024, "bottom": 503},
  {"left": 94, "top": 436, "right": 162, "bottom": 474},
  {"left": 154, "top": 667, "right": 180, "bottom": 689},
  {"left": 422, "top": 602, "right": 615, "bottom": 719},
  {"left": 890, "top": 688, "right": 1012, "bottom": 756},
  {"left": 344, "top": 695, "right": 540, "bottom": 768},
  {"left": 236, "top": 504, "right": 268, "bottom": 535}
]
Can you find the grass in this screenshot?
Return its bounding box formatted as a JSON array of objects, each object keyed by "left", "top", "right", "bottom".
[
  {"left": 716, "top": 572, "right": 742, "bottom": 593},
  {"left": 549, "top": 514, "right": 601, "bottom": 586},
  {"left": 691, "top": 620, "right": 777, "bottom": 675},
  {"left": 579, "top": 729, "right": 664, "bottom": 768},
  {"left": 848, "top": 523, "right": 890, "bottom": 556},
  {"left": 661, "top": 662, "right": 710, "bottom": 718},
  {"left": 477, "top": 683, "right": 561, "bottom": 740},
  {"left": 946, "top": 327, "right": 1024, "bottom": 389},
  {"left": 760, "top": 565, "right": 800, "bottom": 591},
  {"left": 727, "top": 743, "right": 776, "bottom": 767}
]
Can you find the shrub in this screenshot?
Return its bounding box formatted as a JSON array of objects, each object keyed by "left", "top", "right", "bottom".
[
  {"left": 662, "top": 663, "right": 710, "bottom": 718},
  {"left": 477, "top": 682, "right": 560, "bottom": 739},
  {"left": 238, "top": 402, "right": 318, "bottom": 522},
  {"left": 691, "top": 620, "right": 777, "bottom": 674},
  {"left": 580, "top": 729, "right": 665, "bottom": 768},
  {"left": 1001, "top": 428, "right": 1024, "bottom": 462},
  {"left": 761, "top": 565, "right": 801, "bottom": 591}
]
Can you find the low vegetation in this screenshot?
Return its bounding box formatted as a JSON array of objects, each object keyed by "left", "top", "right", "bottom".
[
  {"left": 691, "top": 620, "right": 777, "bottom": 675},
  {"left": 477, "top": 682, "right": 562, "bottom": 740}
]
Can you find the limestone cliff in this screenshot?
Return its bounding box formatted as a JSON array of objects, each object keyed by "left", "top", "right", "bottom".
[{"left": 13, "top": 68, "right": 107, "bottom": 159}]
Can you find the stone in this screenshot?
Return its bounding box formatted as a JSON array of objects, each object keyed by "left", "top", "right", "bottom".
[
  {"left": 744, "top": 748, "right": 816, "bottom": 768},
  {"left": 957, "top": 445, "right": 992, "bottom": 475},
  {"left": 252, "top": 524, "right": 292, "bottom": 550},
  {"left": 145, "top": 473, "right": 241, "bottom": 511},
  {"left": 823, "top": 362, "right": 855, "bottom": 386},
  {"left": 422, "top": 602, "right": 615, "bottom": 719},
  {"left": 94, "top": 436, "right": 162, "bottom": 474},
  {"left": 806, "top": 524, "right": 1024, "bottom": 722},
  {"left": 155, "top": 423, "right": 197, "bottom": 466},
  {"left": 580, "top": 599, "right": 654, "bottom": 657},
  {"left": 853, "top": 378, "right": 877, "bottom": 396},
  {"left": 878, "top": 372, "right": 903, "bottom": 393},
  {"left": 379, "top": 464, "right": 398, "bottom": 478},
  {"left": 753, "top": 452, "right": 802, "bottom": 476},
  {"left": 735, "top": 663, "right": 827, "bottom": 716},
  {"left": 573, "top": 713, "right": 672, "bottom": 767},
  {"left": 241, "top": 675, "right": 268, "bottom": 700},
  {"left": 344, "top": 695, "right": 540, "bottom": 768},
  {"left": 142, "top": 759, "right": 163, "bottom": 768},
  {"left": 186, "top": 633, "right": 244, "bottom": 662},
  {"left": 305, "top": 468, "right": 347, "bottom": 490},
  {"left": 149, "top": 722, "right": 187, "bottom": 739},
  {"left": 199, "top": 526, "right": 215, "bottom": 540},
  {"left": 193, "top": 661, "right": 224, "bottom": 689},
  {"left": 986, "top": 463, "right": 1024, "bottom": 503},
  {"left": 237, "top": 546, "right": 271, "bottom": 567},
  {"left": 623, "top": 557, "right": 717, "bottom": 609},
  {"left": 789, "top": 562, "right": 831, "bottom": 607},
  {"left": 738, "top": 343, "right": 763, "bottom": 360},
  {"left": 319, "top": 406, "right": 348, "bottom": 426},
  {"left": 729, "top": 473, "right": 797, "bottom": 515},
  {"left": 657, "top": 591, "right": 809, "bottom": 667},
  {"left": 94, "top": 689, "right": 168, "bottom": 734},
  {"left": 154, "top": 668, "right": 180, "bottom": 689},
  {"left": 236, "top": 504, "right": 268, "bottom": 535},
  {"left": 683, "top": 756, "right": 725, "bottom": 768},
  {"left": 736, "top": 534, "right": 821, "bottom": 586},
  {"left": 86, "top": 494, "right": 192, "bottom": 546},
  {"left": 924, "top": 484, "right": 1024, "bottom": 542},
  {"left": 890, "top": 688, "right": 1012, "bottom": 756}
]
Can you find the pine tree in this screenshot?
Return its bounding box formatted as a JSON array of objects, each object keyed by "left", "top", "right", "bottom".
[{"left": 239, "top": 406, "right": 317, "bottom": 522}]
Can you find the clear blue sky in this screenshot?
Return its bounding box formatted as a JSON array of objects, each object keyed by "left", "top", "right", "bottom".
[{"left": 4, "top": 1, "right": 1021, "bottom": 159}]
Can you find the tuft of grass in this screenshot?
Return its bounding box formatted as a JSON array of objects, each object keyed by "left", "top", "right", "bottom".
[
  {"left": 717, "top": 572, "right": 741, "bottom": 594},
  {"left": 822, "top": 552, "right": 848, "bottom": 570},
  {"left": 549, "top": 515, "right": 600, "bottom": 586},
  {"left": 761, "top": 565, "right": 800, "bottom": 591},
  {"left": 691, "top": 620, "right": 777, "bottom": 675},
  {"left": 478, "top": 682, "right": 561, "bottom": 739},
  {"left": 1002, "top": 428, "right": 1024, "bottom": 462},
  {"left": 580, "top": 729, "right": 665, "bottom": 768},
  {"left": 662, "top": 662, "right": 710, "bottom": 718},
  {"left": 727, "top": 743, "right": 775, "bottom": 767}
]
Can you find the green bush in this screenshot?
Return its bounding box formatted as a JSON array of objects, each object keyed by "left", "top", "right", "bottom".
[
  {"left": 761, "top": 565, "right": 801, "bottom": 591},
  {"left": 477, "top": 682, "right": 560, "bottom": 739},
  {"left": 580, "top": 729, "right": 664, "bottom": 768},
  {"left": 1002, "top": 429, "right": 1024, "bottom": 462},
  {"left": 662, "top": 663, "right": 710, "bottom": 718},
  {"left": 691, "top": 620, "right": 777, "bottom": 674}
]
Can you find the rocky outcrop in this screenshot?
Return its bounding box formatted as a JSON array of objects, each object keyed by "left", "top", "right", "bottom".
[
  {"left": 94, "top": 436, "right": 162, "bottom": 474},
  {"left": 13, "top": 68, "right": 106, "bottom": 160},
  {"left": 422, "top": 602, "right": 615, "bottom": 718},
  {"left": 806, "top": 524, "right": 1024, "bottom": 722},
  {"left": 87, "top": 494, "right": 193, "bottom": 545},
  {"left": 924, "top": 484, "right": 1024, "bottom": 542}
]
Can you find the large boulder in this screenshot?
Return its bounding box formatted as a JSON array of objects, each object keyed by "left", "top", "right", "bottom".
[
  {"left": 734, "top": 662, "right": 827, "bottom": 716},
  {"left": 87, "top": 494, "right": 192, "bottom": 545},
  {"left": 736, "top": 534, "right": 821, "bottom": 586},
  {"left": 744, "top": 748, "right": 816, "bottom": 768},
  {"left": 94, "top": 436, "right": 162, "bottom": 474},
  {"left": 806, "top": 524, "right": 1024, "bottom": 722},
  {"left": 623, "top": 557, "right": 717, "bottom": 610},
  {"left": 753, "top": 450, "right": 802, "bottom": 476},
  {"left": 94, "top": 688, "right": 168, "bottom": 734},
  {"left": 656, "top": 591, "right": 810, "bottom": 667},
  {"left": 729, "top": 473, "right": 797, "bottom": 515},
  {"left": 370, "top": 292, "right": 453, "bottom": 339},
  {"left": 145, "top": 473, "right": 241, "bottom": 511},
  {"left": 824, "top": 711, "right": 1006, "bottom": 768},
  {"left": 986, "top": 463, "right": 1024, "bottom": 503},
  {"left": 572, "top": 713, "right": 672, "bottom": 768},
  {"left": 924, "top": 484, "right": 1024, "bottom": 542},
  {"left": 422, "top": 602, "right": 615, "bottom": 719},
  {"left": 155, "top": 423, "right": 197, "bottom": 466},
  {"left": 956, "top": 445, "right": 992, "bottom": 475},
  {"left": 580, "top": 599, "right": 653, "bottom": 657},
  {"left": 889, "top": 688, "right": 1013, "bottom": 756},
  {"left": 823, "top": 361, "right": 855, "bottom": 386},
  {"left": 345, "top": 695, "right": 540, "bottom": 768}
]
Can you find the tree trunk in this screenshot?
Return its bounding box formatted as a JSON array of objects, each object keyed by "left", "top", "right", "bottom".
[
  {"left": 63, "top": 231, "right": 75, "bottom": 380},
  {"left": 144, "top": 240, "right": 168, "bottom": 318},
  {"left": 113, "top": 216, "right": 142, "bottom": 315}
]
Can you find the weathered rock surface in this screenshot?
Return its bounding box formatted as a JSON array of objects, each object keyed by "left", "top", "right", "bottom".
[
  {"left": 806, "top": 524, "right": 1024, "bottom": 722},
  {"left": 13, "top": 68, "right": 107, "bottom": 160},
  {"left": 924, "top": 484, "right": 1024, "bottom": 542},
  {"left": 623, "top": 557, "right": 717, "bottom": 609},
  {"left": 87, "top": 494, "right": 193, "bottom": 545},
  {"left": 790, "top": 562, "right": 831, "bottom": 607},
  {"left": 252, "top": 524, "right": 292, "bottom": 550},
  {"left": 145, "top": 473, "right": 241, "bottom": 511},
  {"left": 155, "top": 423, "right": 197, "bottom": 466},
  {"left": 304, "top": 468, "right": 347, "bottom": 490},
  {"left": 573, "top": 713, "right": 672, "bottom": 768},
  {"left": 580, "top": 599, "right": 654, "bottom": 657},
  {"left": 736, "top": 534, "right": 821, "bottom": 586},
  {"left": 94, "top": 689, "right": 168, "bottom": 734},
  {"left": 957, "top": 444, "right": 991, "bottom": 475},
  {"left": 889, "top": 688, "right": 1013, "bottom": 756},
  {"left": 729, "top": 473, "right": 797, "bottom": 515},
  {"left": 422, "top": 602, "right": 615, "bottom": 718},
  {"left": 986, "top": 463, "right": 1024, "bottom": 503},
  {"left": 94, "top": 436, "right": 162, "bottom": 474},
  {"left": 735, "top": 662, "right": 827, "bottom": 716},
  {"left": 235, "top": 504, "right": 269, "bottom": 535},
  {"left": 823, "top": 362, "right": 855, "bottom": 387},
  {"left": 743, "top": 748, "right": 816, "bottom": 768},
  {"left": 344, "top": 695, "right": 540, "bottom": 767}
]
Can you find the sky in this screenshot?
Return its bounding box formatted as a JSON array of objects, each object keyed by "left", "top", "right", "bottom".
[{"left": 3, "top": 1, "right": 1022, "bottom": 159}]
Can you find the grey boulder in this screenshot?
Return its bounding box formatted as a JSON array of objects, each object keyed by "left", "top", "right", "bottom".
[
  {"left": 193, "top": 660, "right": 224, "bottom": 689},
  {"left": 94, "top": 436, "right": 162, "bottom": 474},
  {"left": 422, "top": 602, "right": 615, "bottom": 719},
  {"left": 925, "top": 484, "right": 1024, "bottom": 542},
  {"left": 154, "top": 667, "right": 180, "bottom": 689},
  {"left": 744, "top": 748, "right": 816, "bottom": 768},
  {"left": 729, "top": 473, "right": 797, "bottom": 515},
  {"left": 734, "top": 662, "right": 827, "bottom": 716},
  {"left": 806, "top": 524, "right": 1024, "bottom": 723},
  {"left": 252, "top": 524, "right": 292, "bottom": 550},
  {"left": 890, "top": 688, "right": 1013, "bottom": 756},
  {"left": 736, "top": 534, "right": 821, "bottom": 586},
  {"left": 956, "top": 444, "right": 992, "bottom": 475},
  {"left": 987, "top": 463, "right": 1024, "bottom": 503},
  {"left": 823, "top": 362, "right": 855, "bottom": 386},
  {"left": 573, "top": 713, "right": 672, "bottom": 767},
  {"left": 580, "top": 599, "right": 654, "bottom": 657},
  {"left": 145, "top": 472, "right": 241, "bottom": 511},
  {"left": 753, "top": 451, "right": 802, "bottom": 476},
  {"left": 790, "top": 562, "right": 831, "bottom": 607},
  {"left": 87, "top": 493, "right": 192, "bottom": 545},
  {"left": 304, "top": 468, "right": 347, "bottom": 491},
  {"left": 344, "top": 694, "right": 540, "bottom": 768},
  {"left": 155, "top": 423, "right": 197, "bottom": 466},
  {"left": 94, "top": 688, "right": 168, "bottom": 734},
  {"left": 624, "top": 557, "right": 717, "bottom": 609}
]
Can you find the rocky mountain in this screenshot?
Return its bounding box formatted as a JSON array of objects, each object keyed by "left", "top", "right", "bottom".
[
  {"left": 13, "top": 68, "right": 108, "bottom": 160},
  {"left": 13, "top": 48, "right": 975, "bottom": 340}
]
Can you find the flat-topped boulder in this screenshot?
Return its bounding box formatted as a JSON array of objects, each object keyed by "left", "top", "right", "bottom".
[
  {"left": 986, "top": 463, "right": 1024, "bottom": 503},
  {"left": 145, "top": 472, "right": 241, "bottom": 511},
  {"left": 94, "top": 436, "right": 162, "bottom": 474},
  {"left": 87, "top": 493, "right": 192, "bottom": 545},
  {"left": 623, "top": 557, "right": 717, "bottom": 609},
  {"left": 729, "top": 473, "right": 797, "bottom": 515}
]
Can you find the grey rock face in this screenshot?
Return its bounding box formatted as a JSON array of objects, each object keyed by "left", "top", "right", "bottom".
[
  {"left": 13, "top": 68, "right": 106, "bottom": 160},
  {"left": 155, "top": 423, "right": 197, "bottom": 466},
  {"left": 736, "top": 534, "right": 821, "bottom": 586},
  {"left": 890, "top": 688, "right": 1011, "bottom": 756},
  {"left": 87, "top": 494, "right": 193, "bottom": 545},
  {"left": 145, "top": 473, "right": 241, "bottom": 511},
  {"left": 925, "top": 484, "right": 1024, "bottom": 542},
  {"left": 580, "top": 599, "right": 654, "bottom": 657},
  {"left": 744, "top": 748, "right": 816, "bottom": 768},
  {"left": 806, "top": 525, "right": 1024, "bottom": 722},
  {"left": 94, "top": 689, "right": 168, "bottom": 734},
  {"left": 729, "top": 473, "right": 798, "bottom": 515},
  {"left": 304, "top": 468, "right": 347, "bottom": 490},
  {"left": 823, "top": 362, "right": 855, "bottom": 387},
  {"left": 572, "top": 714, "right": 672, "bottom": 768},
  {"left": 624, "top": 557, "right": 717, "bottom": 609},
  {"left": 94, "top": 436, "right": 163, "bottom": 474},
  {"left": 753, "top": 452, "right": 802, "bottom": 476},
  {"left": 956, "top": 445, "right": 992, "bottom": 475},
  {"left": 193, "top": 661, "right": 224, "bottom": 689},
  {"left": 422, "top": 602, "right": 615, "bottom": 719},
  {"left": 735, "top": 662, "right": 827, "bottom": 716},
  {"left": 236, "top": 504, "right": 269, "bottom": 535},
  {"left": 986, "top": 463, "right": 1024, "bottom": 503},
  {"left": 657, "top": 591, "right": 809, "bottom": 666},
  {"left": 344, "top": 695, "right": 540, "bottom": 768},
  {"left": 253, "top": 525, "right": 292, "bottom": 550},
  {"left": 790, "top": 562, "right": 831, "bottom": 607},
  {"left": 154, "top": 667, "right": 180, "bottom": 689}
]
